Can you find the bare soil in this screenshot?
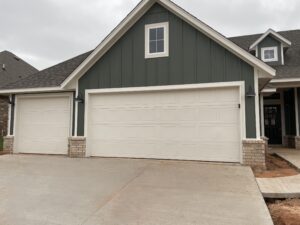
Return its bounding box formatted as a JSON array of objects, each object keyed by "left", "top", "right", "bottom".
[
  {"left": 268, "top": 199, "right": 300, "bottom": 225},
  {"left": 255, "top": 154, "right": 299, "bottom": 178}
]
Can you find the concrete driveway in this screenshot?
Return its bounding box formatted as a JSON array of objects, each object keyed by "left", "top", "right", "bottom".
[{"left": 0, "top": 155, "right": 273, "bottom": 225}]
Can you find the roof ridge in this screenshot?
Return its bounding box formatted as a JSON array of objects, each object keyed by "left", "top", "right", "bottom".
[{"left": 229, "top": 29, "right": 300, "bottom": 39}]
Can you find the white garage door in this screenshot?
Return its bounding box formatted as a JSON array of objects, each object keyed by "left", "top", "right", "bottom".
[
  {"left": 87, "top": 86, "right": 241, "bottom": 162},
  {"left": 15, "top": 93, "right": 72, "bottom": 155}
]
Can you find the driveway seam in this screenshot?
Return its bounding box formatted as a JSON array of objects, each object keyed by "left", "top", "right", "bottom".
[{"left": 80, "top": 162, "right": 153, "bottom": 225}]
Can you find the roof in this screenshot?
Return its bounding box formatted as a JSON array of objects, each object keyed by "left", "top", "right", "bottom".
[
  {"left": 61, "top": 0, "right": 275, "bottom": 88},
  {"left": 230, "top": 29, "right": 300, "bottom": 80},
  {"left": 249, "top": 29, "right": 291, "bottom": 51},
  {"left": 0, "top": 51, "right": 92, "bottom": 90},
  {"left": 0, "top": 51, "right": 38, "bottom": 88}
]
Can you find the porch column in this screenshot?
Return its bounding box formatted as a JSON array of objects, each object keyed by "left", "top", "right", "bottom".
[
  {"left": 260, "top": 94, "right": 265, "bottom": 137},
  {"left": 295, "top": 88, "right": 299, "bottom": 136},
  {"left": 295, "top": 88, "right": 300, "bottom": 149}
]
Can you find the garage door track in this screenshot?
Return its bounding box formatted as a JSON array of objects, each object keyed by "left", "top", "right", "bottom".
[{"left": 0, "top": 155, "right": 273, "bottom": 225}]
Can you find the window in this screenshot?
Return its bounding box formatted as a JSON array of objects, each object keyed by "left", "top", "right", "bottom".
[
  {"left": 261, "top": 47, "right": 278, "bottom": 62},
  {"left": 145, "top": 22, "right": 169, "bottom": 58}
]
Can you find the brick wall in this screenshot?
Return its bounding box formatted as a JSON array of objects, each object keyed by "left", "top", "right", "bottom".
[
  {"left": 0, "top": 97, "right": 8, "bottom": 137},
  {"left": 68, "top": 137, "right": 86, "bottom": 158},
  {"left": 242, "top": 139, "right": 266, "bottom": 169},
  {"left": 3, "top": 136, "right": 13, "bottom": 153}
]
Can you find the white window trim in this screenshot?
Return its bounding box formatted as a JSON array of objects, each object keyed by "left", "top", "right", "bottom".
[
  {"left": 145, "top": 22, "right": 169, "bottom": 58},
  {"left": 261, "top": 46, "right": 278, "bottom": 62}
]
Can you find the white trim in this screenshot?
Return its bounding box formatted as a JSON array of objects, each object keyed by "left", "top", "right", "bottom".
[
  {"left": 295, "top": 88, "right": 299, "bottom": 136},
  {"left": 60, "top": 0, "right": 275, "bottom": 89},
  {"left": 260, "top": 94, "right": 265, "bottom": 137},
  {"left": 74, "top": 80, "right": 79, "bottom": 137},
  {"left": 84, "top": 81, "right": 246, "bottom": 162},
  {"left": 85, "top": 81, "right": 243, "bottom": 94},
  {"left": 145, "top": 22, "right": 169, "bottom": 58},
  {"left": 261, "top": 88, "right": 277, "bottom": 93},
  {"left": 254, "top": 69, "right": 261, "bottom": 138},
  {"left": 270, "top": 78, "right": 300, "bottom": 83},
  {"left": 280, "top": 90, "right": 286, "bottom": 143},
  {"left": 13, "top": 93, "right": 74, "bottom": 153},
  {"left": 249, "top": 28, "right": 292, "bottom": 51},
  {"left": 281, "top": 43, "right": 285, "bottom": 65},
  {"left": 261, "top": 46, "right": 278, "bottom": 62},
  {"left": 7, "top": 95, "right": 12, "bottom": 136},
  {"left": 0, "top": 87, "right": 64, "bottom": 94},
  {"left": 255, "top": 46, "right": 258, "bottom": 57}
]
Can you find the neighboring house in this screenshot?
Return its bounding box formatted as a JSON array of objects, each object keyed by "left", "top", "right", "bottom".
[
  {"left": 0, "top": 0, "right": 280, "bottom": 168},
  {"left": 0, "top": 51, "right": 38, "bottom": 136}
]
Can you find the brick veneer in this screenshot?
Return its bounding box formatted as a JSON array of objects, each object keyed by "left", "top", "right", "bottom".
[
  {"left": 3, "top": 136, "right": 14, "bottom": 154},
  {"left": 242, "top": 139, "right": 266, "bottom": 169},
  {"left": 0, "top": 97, "right": 8, "bottom": 137},
  {"left": 68, "top": 137, "right": 86, "bottom": 158},
  {"left": 283, "top": 135, "right": 296, "bottom": 148}
]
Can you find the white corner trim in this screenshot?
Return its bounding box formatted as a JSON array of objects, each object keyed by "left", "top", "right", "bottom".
[
  {"left": 60, "top": 0, "right": 275, "bottom": 89},
  {"left": 254, "top": 69, "right": 261, "bottom": 139},
  {"left": 295, "top": 88, "right": 299, "bottom": 136},
  {"left": 260, "top": 94, "right": 265, "bottom": 137},
  {"left": 249, "top": 28, "right": 292, "bottom": 51},
  {"left": 145, "top": 22, "right": 169, "bottom": 58},
  {"left": 261, "top": 46, "right": 278, "bottom": 62}
]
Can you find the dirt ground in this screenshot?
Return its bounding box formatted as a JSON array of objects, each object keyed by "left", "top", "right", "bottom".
[
  {"left": 255, "top": 154, "right": 299, "bottom": 178},
  {"left": 268, "top": 199, "right": 300, "bottom": 225}
]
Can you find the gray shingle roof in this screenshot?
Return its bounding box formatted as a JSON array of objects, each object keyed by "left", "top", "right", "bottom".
[
  {"left": 230, "top": 30, "right": 300, "bottom": 79},
  {"left": 0, "top": 51, "right": 38, "bottom": 88},
  {"left": 1, "top": 51, "right": 92, "bottom": 90}
]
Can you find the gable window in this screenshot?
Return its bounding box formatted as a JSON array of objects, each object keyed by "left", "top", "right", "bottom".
[
  {"left": 261, "top": 47, "right": 278, "bottom": 62},
  {"left": 145, "top": 22, "right": 169, "bottom": 58}
]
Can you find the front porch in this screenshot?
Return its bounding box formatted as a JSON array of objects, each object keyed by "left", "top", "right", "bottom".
[{"left": 261, "top": 87, "right": 300, "bottom": 149}]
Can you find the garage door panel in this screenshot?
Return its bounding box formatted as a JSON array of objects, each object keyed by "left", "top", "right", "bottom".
[
  {"left": 15, "top": 95, "right": 71, "bottom": 155},
  {"left": 87, "top": 87, "right": 241, "bottom": 162}
]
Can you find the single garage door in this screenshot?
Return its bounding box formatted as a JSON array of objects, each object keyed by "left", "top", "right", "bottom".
[
  {"left": 87, "top": 86, "right": 241, "bottom": 162},
  {"left": 14, "top": 93, "right": 72, "bottom": 155}
]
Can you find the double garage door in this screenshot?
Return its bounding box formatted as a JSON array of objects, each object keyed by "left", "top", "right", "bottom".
[
  {"left": 87, "top": 86, "right": 241, "bottom": 162},
  {"left": 14, "top": 86, "right": 241, "bottom": 162}
]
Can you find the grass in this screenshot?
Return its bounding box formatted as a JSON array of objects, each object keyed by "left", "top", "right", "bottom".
[{"left": 0, "top": 136, "right": 3, "bottom": 151}]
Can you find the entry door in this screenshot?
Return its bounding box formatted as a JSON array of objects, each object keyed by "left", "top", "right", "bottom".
[
  {"left": 86, "top": 87, "right": 241, "bottom": 162},
  {"left": 264, "top": 105, "right": 282, "bottom": 145}
]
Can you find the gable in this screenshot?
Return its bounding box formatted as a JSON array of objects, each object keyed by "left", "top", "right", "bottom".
[
  {"left": 77, "top": 3, "right": 256, "bottom": 138},
  {"left": 61, "top": 0, "right": 275, "bottom": 88},
  {"left": 79, "top": 3, "right": 254, "bottom": 90},
  {"left": 257, "top": 35, "right": 282, "bottom": 65}
]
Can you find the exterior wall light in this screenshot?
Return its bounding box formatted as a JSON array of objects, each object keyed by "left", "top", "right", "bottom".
[
  {"left": 246, "top": 86, "right": 256, "bottom": 97},
  {"left": 74, "top": 94, "right": 84, "bottom": 103}
]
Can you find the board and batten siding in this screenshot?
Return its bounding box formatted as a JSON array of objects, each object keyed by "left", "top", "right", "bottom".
[
  {"left": 257, "top": 35, "right": 282, "bottom": 66},
  {"left": 78, "top": 3, "right": 256, "bottom": 138}
]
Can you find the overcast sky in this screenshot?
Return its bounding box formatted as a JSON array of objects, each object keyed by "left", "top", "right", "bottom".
[{"left": 1, "top": 0, "right": 299, "bottom": 70}]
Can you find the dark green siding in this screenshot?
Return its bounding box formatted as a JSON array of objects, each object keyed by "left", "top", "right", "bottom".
[
  {"left": 78, "top": 3, "right": 256, "bottom": 138},
  {"left": 258, "top": 35, "right": 282, "bottom": 66}
]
